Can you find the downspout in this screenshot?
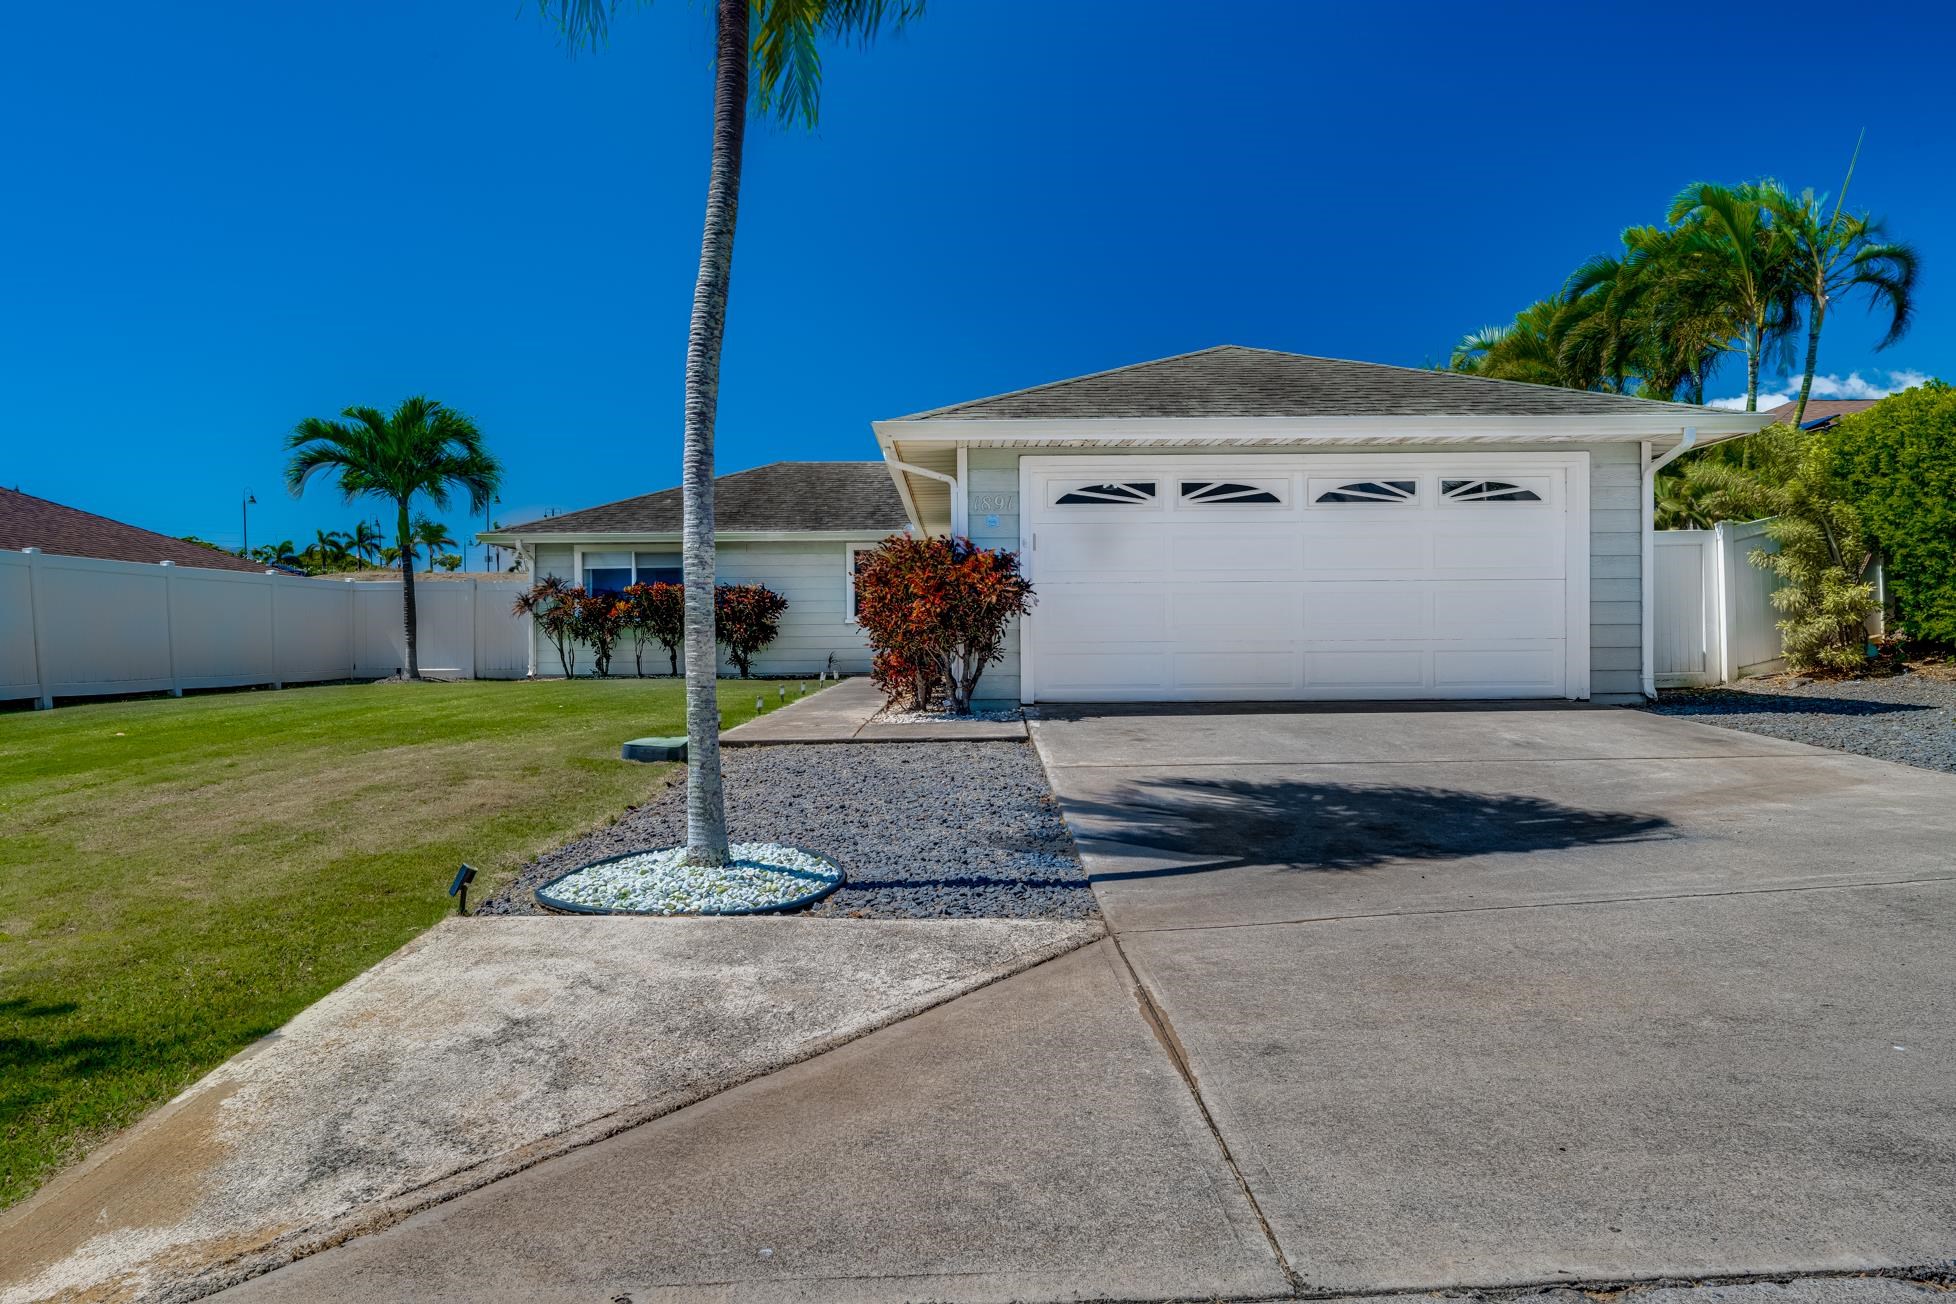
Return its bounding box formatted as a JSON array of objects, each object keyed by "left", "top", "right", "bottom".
[
  {"left": 1641, "top": 426, "right": 1698, "bottom": 699},
  {"left": 885, "top": 458, "right": 960, "bottom": 537}
]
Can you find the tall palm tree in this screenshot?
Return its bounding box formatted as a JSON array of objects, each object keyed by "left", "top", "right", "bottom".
[
  {"left": 1763, "top": 177, "right": 1919, "bottom": 425},
  {"left": 351, "top": 519, "right": 385, "bottom": 566},
  {"left": 413, "top": 516, "right": 458, "bottom": 574},
  {"left": 1667, "top": 181, "right": 1800, "bottom": 411},
  {"left": 285, "top": 397, "right": 501, "bottom": 679},
  {"left": 540, "top": 0, "right": 921, "bottom": 866},
  {"left": 1451, "top": 296, "right": 1573, "bottom": 387}
]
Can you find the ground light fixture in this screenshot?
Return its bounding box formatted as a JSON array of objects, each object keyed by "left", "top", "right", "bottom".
[{"left": 449, "top": 863, "right": 477, "bottom": 915}]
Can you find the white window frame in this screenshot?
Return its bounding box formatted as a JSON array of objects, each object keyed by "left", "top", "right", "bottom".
[
  {"left": 844, "top": 542, "right": 878, "bottom": 624},
  {"left": 572, "top": 544, "right": 682, "bottom": 592}
]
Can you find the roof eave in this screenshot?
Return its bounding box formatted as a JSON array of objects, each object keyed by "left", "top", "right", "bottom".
[
  {"left": 478, "top": 528, "right": 899, "bottom": 546},
  {"left": 871, "top": 412, "right": 1772, "bottom": 446}
]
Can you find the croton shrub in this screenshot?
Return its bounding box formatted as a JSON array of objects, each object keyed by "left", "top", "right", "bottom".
[
  {"left": 853, "top": 535, "right": 1034, "bottom": 714},
  {"left": 622, "top": 581, "right": 686, "bottom": 675},
  {"left": 714, "top": 583, "right": 789, "bottom": 678}
]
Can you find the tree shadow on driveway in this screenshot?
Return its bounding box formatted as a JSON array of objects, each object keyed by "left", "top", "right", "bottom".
[{"left": 1067, "top": 777, "right": 1674, "bottom": 881}]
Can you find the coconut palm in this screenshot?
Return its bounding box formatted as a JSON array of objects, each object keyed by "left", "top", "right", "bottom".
[
  {"left": 413, "top": 517, "right": 458, "bottom": 574},
  {"left": 1451, "top": 296, "right": 1573, "bottom": 387},
  {"left": 1763, "top": 177, "right": 1919, "bottom": 425},
  {"left": 351, "top": 520, "right": 385, "bottom": 565},
  {"left": 1666, "top": 181, "right": 1800, "bottom": 411},
  {"left": 539, "top": 0, "right": 922, "bottom": 866},
  {"left": 285, "top": 397, "right": 501, "bottom": 679}
]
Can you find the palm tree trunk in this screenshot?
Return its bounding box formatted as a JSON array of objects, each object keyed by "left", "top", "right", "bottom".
[
  {"left": 1744, "top": 325, "right": 1761, "bottom": 412},
  {"left": 1792, "top": 301, "right": 1826, "bottom": 427},
  {"left": 397, "top": 502, "right": 420, "bottom": 680},
  {"left": 679, "top": 0, "right": 748, "bottom": 867}
]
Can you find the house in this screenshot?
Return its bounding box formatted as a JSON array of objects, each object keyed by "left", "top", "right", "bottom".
[
  {"left": 481, "top": 461, "right": 910, "bottom": 678},
  {"left": 487, "top": 346, "right": 1774, "bottom": 701},
  {"left": 0, "top": 487, "right": 268, "bottom": 573},
  {"left": 1763, "top": 398, "right": 1877, "bottom": 431}
]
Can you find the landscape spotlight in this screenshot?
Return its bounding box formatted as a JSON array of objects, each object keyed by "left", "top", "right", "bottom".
[{"left": 449, "top": 863, "right": 477, "bottom": 915}]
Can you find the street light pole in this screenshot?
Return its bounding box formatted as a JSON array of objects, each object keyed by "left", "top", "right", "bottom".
[{"left": 242, "top": 491, "right": 257, "bottom": 559}]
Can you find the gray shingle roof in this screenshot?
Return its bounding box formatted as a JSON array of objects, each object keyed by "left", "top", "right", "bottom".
[
  {"left": 893, "top": 345, "right": 1712, "bottom": 421},
  {"left": 501, "top": 462, "right": 908, "bottom": 536},
  {"left": 0, "top": 487, "right": 269, "bottom": 572}
]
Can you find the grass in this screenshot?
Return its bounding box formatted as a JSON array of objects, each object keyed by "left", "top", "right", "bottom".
[{"left": 0, "top": 676, "right": 778, "bottom": 1209}]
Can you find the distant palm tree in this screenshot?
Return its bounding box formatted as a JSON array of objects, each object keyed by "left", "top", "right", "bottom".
[
  {"left": 285, "top": 397, "right": 501, "bottom": 679},
  {"left": 1667, "top": 181, "right": 1800, "bottom": 411},
  {"left": 252, "top": 540, "right": 302, "bottom": 568},
  {"left": 351, "top": 520, "right": 385, "bottom": 566},
  {"left": 540, "top": 0, "right": 922, "bottom": 866},
  {"left": 1763, "top": 170, "right": 1919, "bottom": 425},
  {"left": 413, "top": 517, "right": 457, "bottom": 574}
]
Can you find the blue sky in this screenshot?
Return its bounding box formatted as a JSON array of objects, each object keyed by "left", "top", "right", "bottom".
[{"left": 4, "top": 1, "right": 1952, "bottom": 562}]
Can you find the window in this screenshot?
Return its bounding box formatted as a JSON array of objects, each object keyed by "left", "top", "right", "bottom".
[
  {"left": 1441, "top": 479, "right": 1542, "bottom": 503},
  {"left": 1314, "top": 479, "right": 1417, "bottom": 504},
  {"left": 1180, "top": 480, "right": 1284, "bottom": 505},
  {"left": 579, "top": 549, "right": 682, "bottom": 596},
  {"left": 1054, "top": 481, "right": 1156, "bottom": 505},
  {"left": 845, "top": 543, "right": 875, "bottom": 622}
]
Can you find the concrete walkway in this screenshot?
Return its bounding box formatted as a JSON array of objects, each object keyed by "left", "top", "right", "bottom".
[
  {"left": 721, "top": 676, "right": 1027, "bottom": 745},
  {"left": 0, "top": 917, "right": 1099, "bottom": 1304}
]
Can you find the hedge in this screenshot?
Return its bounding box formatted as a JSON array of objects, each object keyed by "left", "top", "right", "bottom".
[{"left": 1826, "top": 381, "right": 1956, "bottom": 645}]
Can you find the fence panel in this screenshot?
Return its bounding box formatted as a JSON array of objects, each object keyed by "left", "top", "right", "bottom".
[
  {"left": 1653, "top": 531, "right": 1717, "bottom": 686},
  {"left": 1714, "top": 519, "right": 1787, "bottom": 680},
  {"left": 3, "top": 553, "right": 532, "bottom": 706}
]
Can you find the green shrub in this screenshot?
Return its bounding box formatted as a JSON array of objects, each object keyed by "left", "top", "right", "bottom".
[{"left": 1824, "top": 381, "right": 1956, "bottom": 645}]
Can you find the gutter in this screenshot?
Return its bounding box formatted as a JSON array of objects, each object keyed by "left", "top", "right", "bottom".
[{"left": 1640, "top": 426, "right": 1698, "bottom": 699}]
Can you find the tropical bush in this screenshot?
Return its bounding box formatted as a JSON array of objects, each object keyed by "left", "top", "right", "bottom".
[
  {"left": 569, "top": 590, "right": 628, "bottom": 678},
  {"left": 512, "top": 576, "right": 581, "bottom": 678},
  {"left": 852, "top": 535, "right": 1035, "bottom": 715},
  {"left": 622, "top": 581, "right": 687, "bottom": 676},
  {"left": 1685, "top": 424, "right": 1877, "bottom": 672},
  {"left": 1824, "top": 381, "right": 1956, "bottom": 645},
  {"left": 713, "top": 583, "right": 788, "bottom": 679}
]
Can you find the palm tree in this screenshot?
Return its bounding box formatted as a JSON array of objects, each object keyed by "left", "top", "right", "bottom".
[
  {"left": 351, "top": 519, "right": 385, "bottom": 566},
  {"left": 285, "top": 397, "right": 501, "bottom": 679},
  {"left": 1667, "top": 181, "right": 1800, "bottom": 411},
  {"left": 1763, "top": 173, "right": 1918, "bottom": 425},
  {"left": 540, "top": 0, "right": 921, "bottom": 867},
  {"left": 1451, "top": 296, "right": 1573, "bottom": 387},
  {"left": 413, "top": 516, "right": 458, "bottom": 574}
]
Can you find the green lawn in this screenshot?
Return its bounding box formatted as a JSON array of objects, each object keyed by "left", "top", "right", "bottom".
[{"left": 0, "top": 677, "right": 770, "bottom": 1209}]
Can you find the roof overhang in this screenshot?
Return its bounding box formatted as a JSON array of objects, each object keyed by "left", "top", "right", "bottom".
[
  {"left": 476, "top": 528, "right": 892, "bottom": 546},
  {"left": 873, "top": 411, "right": 1773, "bottom": 448}
]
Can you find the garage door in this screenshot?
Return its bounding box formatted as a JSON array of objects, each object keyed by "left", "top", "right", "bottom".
[{"left": 1021, "top": 455, "right": 1589, "bottom": 701}]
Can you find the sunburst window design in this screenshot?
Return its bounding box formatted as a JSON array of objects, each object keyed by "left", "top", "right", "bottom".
[
  {"left": 1314, "top": 480, "right": 1417, "bottom": 504},
  {"left": 1054, "top": 481, "right": 1157, "bottom": 505},
  {"left": 1180, "top": 481, "right": 1283, "bottom": 505},
  {"left": 1442, "top": 479, "right": 1542, "bottom": 503}
]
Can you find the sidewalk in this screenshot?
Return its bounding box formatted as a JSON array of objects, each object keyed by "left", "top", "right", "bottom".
[{"left": 720, "top": 676, "right": 1027, "bottom": 745}]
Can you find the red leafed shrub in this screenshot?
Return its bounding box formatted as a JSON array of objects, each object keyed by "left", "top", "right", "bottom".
[
  {"left": 568, "top": 590, "right": 628, "bottom": 678},
  {"left": 512, "top": 576, "right": 581, "bottom": 678},
  {"left": 714, "top": 583, "right": 788, "bottom": 678},
  {"left": 853, "top": 535, "right": 1035, "bottom": 714},
  {"left": 622, "top": 581, "right": 686, "bottom": 676}
]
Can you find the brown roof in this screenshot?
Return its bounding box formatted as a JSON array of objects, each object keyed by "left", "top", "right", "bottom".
[
  {"left": 0, "top": 487, "right": 267, "bottom": 572},
  {"left": 499, "top": 462, "right": 909, "bottom": 536},
  {"left": 893, "top": 345, "right": 1715, "bottom": 421},
  {"left": 1763, "top": 399, "right": 1879, "bottom": 428}
]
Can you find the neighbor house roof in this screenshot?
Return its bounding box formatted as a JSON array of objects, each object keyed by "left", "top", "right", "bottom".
[
  {"left": 490, "top": 462, "right": 910, "bottom": 538},
  {"left": 0, "top": 487, "right": 267, "bottom": 572},
  {"left": 1764, "top": 398, "right": 1878, "bottom": 430},
  {"left": 889, "top": 345, "right": 1724, "bottom": 421}
]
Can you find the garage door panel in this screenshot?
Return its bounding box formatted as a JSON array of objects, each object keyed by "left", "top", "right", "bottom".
[
  {"left": 1169, "top": 525, "right": 1303, "bottom": 578},
  {"left": 1300, "top": 586, "right": 1429, "bottom": 641},
  {"left": 1170, "top": 587, "right": 1303, "bottom": 640},
  {"left": 1302, "top": 524, "right": 1427, "bottom": 576},
  {"left": 1038, "top": 525, "right": 1165, "bottom": 581},
  {"left": 1433, "top": 645, "right": 1563, "bottom": 692},
  {"left": 1431, "top": 581, "right": 1564, "bottom": 640},
  {"left": 1302, "top": 649, "right": 1427, "bottom": 691},
  {"left": 1172, "top": 651, "right": 1300, "bottom": 692},
  {"left": 1430, "top": 525, "right": 1563, "bottom": 576},
  {"left": 1038, "top": 650, "right": 1169, "bottom": 696},
  {"left": 1039, "top": 586, "right": 1166, "bottom": 641}
]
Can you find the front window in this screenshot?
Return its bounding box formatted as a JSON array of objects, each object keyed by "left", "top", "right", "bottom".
[{"left": 581, "top": 549, "right": 681, "bottom": 595}]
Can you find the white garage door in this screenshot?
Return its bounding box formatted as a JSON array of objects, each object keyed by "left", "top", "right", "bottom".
[{"left": 1021, "top": 454, "right": 1589, "bottom": 701}]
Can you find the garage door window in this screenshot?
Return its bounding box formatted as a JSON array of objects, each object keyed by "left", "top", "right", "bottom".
[
  {"left": 1179, "top": 480, "right": 1285, "bottom": 505},
  {"left": 1441, "top": 478, "right": 1542, "bottom": 503},
  {"left": 1053, "top": 481, "right": 1156, "bottom": 505},
  {"left": 1313, "top": 479, "right": 1417, "bottom": 505}
]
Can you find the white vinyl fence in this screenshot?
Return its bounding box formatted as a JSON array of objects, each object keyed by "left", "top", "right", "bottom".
[
  {"left": 1653, "top": 519, "right": 1884, "bottom": 688},
  {"left": 2, "top": 549, "right": 531, "bottom": 708}
]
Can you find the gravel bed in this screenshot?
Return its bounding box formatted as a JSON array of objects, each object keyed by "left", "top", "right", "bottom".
[
  {"left": 874, "top": 707, "right": 1024, "bottom": 724},
  {"left": 1646, "top": 665, "right": 1956, "bottom": 774},
  {"left": 536, "top": 843, "right": 842, "bottom": 915},
  {"left": 481, "top": 740, "right": 1095, "bottom": 919}
]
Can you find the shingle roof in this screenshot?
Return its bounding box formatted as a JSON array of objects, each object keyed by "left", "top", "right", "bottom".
[
  {"left": 893, "top": 345, "right": 1714, "bottom": 421},
  {"left": 0, "top": 487, "right": 268, "bottom": 572},
  {"left": 501, "top": 462, "right": 909, "bottom": 536},
  {"left": 1764, "top": 398, "right": 1878, "bottom": 429}
]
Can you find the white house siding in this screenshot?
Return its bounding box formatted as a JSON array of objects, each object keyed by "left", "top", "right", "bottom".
[
  {"left": 962, "top": 442, "right": 1644, "bottom": 706},
  {"left": 528, "top": 539, "right": 882, "bottom": 678}
]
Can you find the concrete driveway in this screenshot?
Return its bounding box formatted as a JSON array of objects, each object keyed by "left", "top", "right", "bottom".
[{"left": 1033, "top": 702, "right": 1956, "bottom": 1291}]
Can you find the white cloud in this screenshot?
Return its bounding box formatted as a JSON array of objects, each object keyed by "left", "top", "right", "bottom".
[{"left": 1707, "top": 368, "right": 1930, "bottom": 411}]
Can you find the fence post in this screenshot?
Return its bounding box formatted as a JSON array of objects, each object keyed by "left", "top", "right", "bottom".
[
  {"left": 468, "top": 579, "right": 481, "bottom": 680},
  {"left": 266, "top": 570, "right": 283, "bottom": 690},
  {"left": 22, "top": 548, "right": 53, "bottom": 709},
  {"left": 159, "top": 560, "right": 184, "bottom": 697}
]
